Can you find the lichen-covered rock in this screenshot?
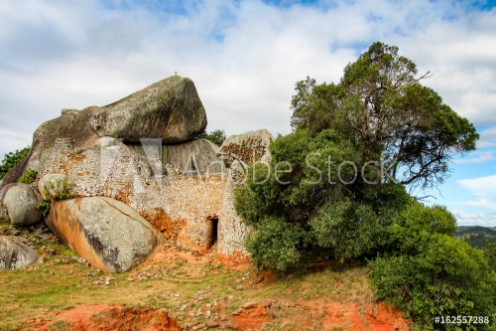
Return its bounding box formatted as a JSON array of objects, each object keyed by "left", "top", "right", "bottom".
[
  {"left": 163, "top": 139, "right": 224, "bottom": 174},
  {"left": 220, "top": 129, "right": 273, "bottom": 167},
  {"left": 1, "top": 184, "right": 41, "bottom": 226},
  {"left": 0, "top": 236, "right": 39, "bottom": 269},
  {"left": 46, "top": 197, "right": 159, "bottom": 273},
  {"left": 90, "top": 76, "right": 207, "bottom": 143},
  {"left": 38, "top": 173, "right": 68, "bottom": 200}
]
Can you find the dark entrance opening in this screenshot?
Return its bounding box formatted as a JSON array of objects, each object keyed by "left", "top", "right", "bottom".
[{"left": 207, "top": 217, "right": 219, "bottom": 249}]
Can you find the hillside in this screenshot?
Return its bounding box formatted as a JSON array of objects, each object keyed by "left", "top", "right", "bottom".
[
  {"left": 456, "top": 226, "right": 496, "bottom": 248},
  {"left": 0, "top": 222, "right": 410, "bottom": 331}
]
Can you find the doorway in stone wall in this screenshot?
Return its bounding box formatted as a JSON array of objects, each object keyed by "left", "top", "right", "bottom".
[{"left": 206, "top": 216, "right": 219, "bottom": 250}]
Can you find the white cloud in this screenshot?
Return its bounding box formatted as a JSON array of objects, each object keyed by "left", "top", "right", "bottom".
[
  {"left": 458, "top": 175, "right": 496, "bottom": 213},
  {"left": 459, "top": 174, "right": 496, "bottom": 196},
  {"left": 452, "top": 209, "right": 496, "bottom": 227},
  {"left": 0, "top": 0, "right": 494, "bottom": 143},
  {"left": 455, "top": 151, "right": 494, "bottom": 164},
  {"left": 477, "top": 127, "right": 496, "bottom": 148}
]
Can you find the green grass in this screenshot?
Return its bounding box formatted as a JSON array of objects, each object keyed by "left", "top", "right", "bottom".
[{"left": 0, "top": 240, "right": 377, "bottom": 330}]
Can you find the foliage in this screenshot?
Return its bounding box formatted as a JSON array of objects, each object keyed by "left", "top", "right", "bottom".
[
  {"left": 485, "top": 243, "right": 496, "bottom": 272},
  {"left": 369, "top": 203, "right": 496, "bottom": 330},
  {"left": 245, "top": 216, "right": 310, "bottom": 272},
  {"left": 42, "top": 179, "right": 76, "bottom": 202},
  {"left": 234, "top": 128, "right": 410, "bottom": 270},
  {"left": 291, "top": 42, "right": 478, "bottom": 189},
  {"left": 0, "top": 147, "right": 30, "bottom": 179},
  {"left": 17, "top": 169, "right": 38, "bottom": 184},
  {"left": 235, "top": 41, "right": 487, "bottom": 329},
  {"left": 199, "top": 129, "right": 226, "bottom": 146},
  {"left": 35, "top": 200, "right": 51, "bottom": 218}
]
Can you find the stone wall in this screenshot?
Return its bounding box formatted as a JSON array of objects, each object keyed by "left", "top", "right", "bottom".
[{"left": 38, "top": 137, "right": 244, "bottom": 255}]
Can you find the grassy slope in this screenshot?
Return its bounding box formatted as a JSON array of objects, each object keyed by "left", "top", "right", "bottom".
[{"left": 0, "top": 226, "right": 379, "bottom": 331}]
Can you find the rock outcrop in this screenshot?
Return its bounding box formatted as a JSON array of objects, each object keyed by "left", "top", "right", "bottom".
[
  {"left": 1, "top": 184, "right": 41, "bottom": 226},
  {"left": 0, "top": 75, "right": 275, "bottom": 261},
  {"left": 90, "top": 76, "right": 207, "bottom": 143},
  {"left": 220, "top": 129, "right": 273, "bottom": 167},
  {"left": 46, "top": 197, "right": 159, "bottom": 273},
  {"left": 0, "top": 236, "right": 39, "bottom": 269}
]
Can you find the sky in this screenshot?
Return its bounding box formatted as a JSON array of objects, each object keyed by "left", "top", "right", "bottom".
[{"left": 0, "top": 0, "right": 495, "bottom": 226}]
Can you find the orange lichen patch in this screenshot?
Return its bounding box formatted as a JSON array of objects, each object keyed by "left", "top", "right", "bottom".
[
  {"left": 218, "top": 252, "right": 251, "bottom": 271},
  {"left": 69, "top": 153, "right": 87, "bottom": 163},
  {"left": 233, "top": 304, "right": 272, "bottom": 330},
  {"left": 140, "top": 208, "right": 186, "bottom": 241},
  {"left": 34, "top": 304, "right": 180, "bottom": 331},
  {"left": 46, "top": 200, "right": 109, "bottom": 273},
  {"left": 114, "top": 190, "right": 132, "bottom": 205}
]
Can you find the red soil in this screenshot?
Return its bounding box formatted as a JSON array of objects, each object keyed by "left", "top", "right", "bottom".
[
  {"left": 33, "top": 304, "right": 180, "bottom": 331},
  {"left": 318, "top": 300, "right": 409, "bottom": 330},
  {"left": 233, "top": 304, "right": 272, "bottom": 330}
]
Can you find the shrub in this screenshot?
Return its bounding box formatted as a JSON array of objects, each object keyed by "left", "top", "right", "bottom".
[
  {"left": 0, "top": 147, "right": 30, "bottom": 179},
  {"left": 369, "top": 203, "right": 496, "bottom": 330},
  {"left": 35, "top": 201, "right": 51, "bottom": 217},
  {"left": 245, "top": 216, "right": 311, "bottom": 272},
  {"left": 17, "top": 169, "right": 38, "bottom": 184},
  {"left": 369, "top": 236, "right": 496, "bottom": 330},
  {"left": 42, "top": 179, "right": 76, "bottom": 202},
  {"left": 199, "top": 129, "right": 226, "bottom": 146},
  {"left": 485, "top": 243, "right": 496, "bottom": 272}
]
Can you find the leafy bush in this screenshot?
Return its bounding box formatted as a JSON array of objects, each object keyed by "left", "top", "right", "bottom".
[
  {"left": 42, "top": 179, "right": 76, "bottom": 202},
  {"left": 485, "top": 243, "right": 496, "bottom": 272},
  {"left": 245, "top": 216, "right": 312, "bottom": 272},
  {"left": 370, "top": 237, "right": 496, "bottom": 330},
  {"left": 35, "top": 201, "right": 51, "bottom": 217},
  {"left": 17, "top": 169, "right": 38, "bottom": 184},
  {"left": 369, "top": 203, "right": 496, "bottom": 330},
  {"left": 0, "top": 147, "right": 30, "bottom": 179},
  {"left": 199, "top": 129, "right": 226, "bottom": 146}
]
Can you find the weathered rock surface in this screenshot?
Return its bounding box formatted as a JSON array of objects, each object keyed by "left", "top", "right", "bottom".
[
  {"left": 1, "top": 184, "right": 41, "bottom": 226},
  {"left": 38, "top": 173, "right": 68, "bottom": 200},
  {"left": 220, "top": 129, "right": 273, "bottom": 167},
  {"left": 0, "top": 236, "right": 39, "bottom": 269},
  {"left": 0, "top": 202, "right": 9, "bottom": 222},
  {"left": 46, "top": 197, "right": 159, "bottom": 273},
  {"left": 163, "top": 139, "right": 224, "bottom": 174},
  {"left": 90, "top": 76, "right": 207, "bottom": 143}
]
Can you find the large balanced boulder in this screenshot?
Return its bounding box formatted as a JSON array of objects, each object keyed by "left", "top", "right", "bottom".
[
  {"left": 1, "top": 184, "right": 42, "bottom": 226},
  {"left": 90, "top": 76, "right": 207, "bottom": 143},
  {"left": 0, "top": 236, "right": 39, "bottom": 269},
  {"left": 46, "top": 197, "right": 159, "bottom": 273}
]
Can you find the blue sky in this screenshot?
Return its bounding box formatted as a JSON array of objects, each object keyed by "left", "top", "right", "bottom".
[{"left": 0, "top": 0, "right": 495, "bottom": 226}]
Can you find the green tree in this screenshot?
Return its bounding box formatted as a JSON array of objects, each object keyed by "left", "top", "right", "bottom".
[
  {"left": 291, "top": 42, "right": 478, "bottom": 189},
  {"left": 199, "top": 129, "right": 226, "bottom": 146},
  {"left": 0, "top": 147, "right": 30, "bottom": 180}
]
